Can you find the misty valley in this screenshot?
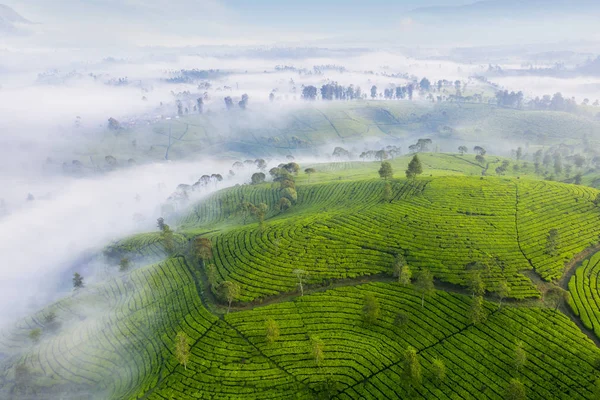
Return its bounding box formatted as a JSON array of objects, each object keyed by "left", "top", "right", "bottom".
[{"left": 3, "top": 1, "right": 600, "bottom": 399}]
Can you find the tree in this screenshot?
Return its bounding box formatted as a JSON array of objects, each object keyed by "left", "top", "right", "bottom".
[
  {"left": 467, "top": 270, "right": 485, "bottom": 297},
  {"left": 265, "top": 319, "right": 280, "bottom": 344},
  {"left": 281, "top": 187, "right": 298, "bottom": 203},
  {"left": 197, "top": 97, "right": 204, "bottom": 114},
  {"left": 251, "top": 172, "right": 266, "bottom": 185},
  {"left": 469, "top": 295, "right": 486, "bottom": 325},
  {"left": 513, "top": 341, "right": 526, "bottom": 373},
  {"left": 546, "top": 228, "right": 559, "bottom": 256},
  {"left": 310, "top": 335, "right": 325, "bottom": 366},
  {"left": 278, "top": 197, "right": 292, "bottom": 212},
  {"left": 157, "top": 217, "right": 166, "bottom": 231},
  {"left": 505, "top": 378, "right": 526, "bottom": 400},
  {"left": 253, "top": 203, "right": 268, "bottom": 227},
  {"left": 238, "top": 93, "right": 249, "bottom": 109},
  {"left": 269, "top": 92, "right": 275, "bottom": 102},
  {"left": 406, "top": 155, "right": 423, "bottom": 179},
  {"left": 73, "top": 272, "right": 84, "bottom": 290},
  {"left": 402, "top": 346, "right": 422, "bottom": 391},
  {"left": 363, "top": 294, "right": 381, "bottom": 325},
  {"left": 293, "top": 269, "right": 308, "bottom": 296},
  {"left": 175, "top": 331, "right": 190, "bottom": 370},
  {"left": 382, "top": 182, "right": 392, "bottom": 202},
  {"left": 419, "top": 77, "right": 431, "bottom": 91},
  {"left": 29, "top": 328, "right": 42, "bottom": 344},
  {"left": 415, "top": 269, "right": 434, "bottom": 307},
  {"left": 219, "top": 281, "right": 240, "bottom": 313},
  {"left": 475, "top": 154, "right": 486, "bottom": 165},
  {"left": 458, "top": 146, "right": 468, "bottom": 155},
  {"left": 431, "top": 358, "right": 446, "bottom": 385},
  {"left": 497, "top": 279, "right": 510, "bottom": 309},
  {"left": 378, "top": 161, "right": 393, "bottom": 180},
  {"left": 108, "top": 117, "right": 121, "bottom": 130},
  {"left": 473, "top": 146, "right": 486, "bottom": 156},
  {"left": 193, "top": 237, "right": 213, "bottom": 262},
  {"left": 545, "top": 286, "right": 568, "bottom": 311},
  {"left": 302, "top": 85, "right": 317, "bottom": 100},
  {"left": 594, "top": 193, "right": 600, "bottom": 207},
  {"left": 393, "top": 254, "right": 411, "bottom": 286},
  {"left": 224, "top": 96, "right": 234, "bottom": 110},
  {"left": 516, "top": 147, "right": 523, "bottom": 161},
  {"left": 370, "top": 85, "right": 377, "bottom": 99},
  {"left": 161, "top": 224, "right": 175, "bottom": 255},
  {"left": 119, "top": 257, "right": 131, "bottom": 272},
  {"left": 304, "top": 168, "right": 316, "bottom": 182}
]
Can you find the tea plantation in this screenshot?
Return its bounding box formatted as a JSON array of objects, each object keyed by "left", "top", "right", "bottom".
[{"left": 3, "top": 154, "right": 600, "bottom": 399}]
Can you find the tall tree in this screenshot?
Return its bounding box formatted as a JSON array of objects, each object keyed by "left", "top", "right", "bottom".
[
  {"left": 193, "top": 237, "right": 213, "bottom": 263},
  {"left": 175, "top": 331, "right": 190, "bottom": 370},
  {"left": 378, "top": 161, "right": 394, "bottom": 180},
  {"left": 458, "top": 146, "right": 468, "bottom": 155},
  {"left": 363, "top": 294, "right": 381, "bottom": 325},
  {"left": 546, "top": 228, "right": 559, "bottom": 256},
  {"left": 469, "top": 295, "right": 486, "bottom": 325},
  {"left": 265, "top": 319, "right": 280, "bottom": 344},
  {"left": 293, "top": 269, "right": 308, "bottom": 296},
  {"left": 402, "top": 346, "right": 422, "bottom": 391},
  {"left": 73, "top": 272, "right": 84, "bottom": 290},
  {"left": 513, "top": 341, "right": 527, "bottom": 373},
  {"left": 497, "top": 279, "right": 510, "bottom": 309},
  {"left": 119, "top": 257, "right": 131, "bottom": 272},
  {"left": 304, "top": 168, "right": 317, "bottom": 183},
  {"left": 220, "top": 281, "right": 240, "bottom": 313},
  {"left": 406, "top": 155, "right": 423, "bottom": 179},
  {"left": 161, "top": 224, "right": 175, "bottom": 255},
  {"left": 238, "top": 94, "right": 249, "bottom": 109},
  {"left": 545, "top": 286, "right": 569, "bottom": 311},
  {"left": 382, "top": 182, "right": 393, "bottom": 202},
  {"left": 415, "top": 269, "right": 434, "bottom": 307},
  {"left": 505, "top": 379, "right": 526, "bottom": 400},
  {"left": 310, "top": 335, "right": 325, "bottom": 366},
  {"left": 432, "top": 358, "right": 446, "bottom": 385},
  {"left": 224, "top": 96, "right": 234, "bottom": 110},
  {"left": 370, "top": 85, "right": 378, "bottom": 99},
  {"left": 467, "top": 270, "right": 486, "bottom": 297}
]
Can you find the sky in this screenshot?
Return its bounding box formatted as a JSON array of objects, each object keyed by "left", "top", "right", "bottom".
[{"left": 3, "top": 0, "right": 599, "bottom": 49}]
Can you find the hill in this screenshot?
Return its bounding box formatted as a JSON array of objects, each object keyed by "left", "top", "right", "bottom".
[
  {"left": 0, "top": 4, "right": 30, "bottom": 35},
  {"left": 3, "top": 154, "right": 600, "bottom": 398},
  {"left": 81, "top": 101, "right": 600, "bottom": 168}
]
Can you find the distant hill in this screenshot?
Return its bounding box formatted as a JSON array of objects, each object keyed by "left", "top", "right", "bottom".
[
  {"left": 412, "top": 0, "right": 600, "bottom": 18},
  {"left": 0, "top": 4, "right": 30, "bottom": 35}
]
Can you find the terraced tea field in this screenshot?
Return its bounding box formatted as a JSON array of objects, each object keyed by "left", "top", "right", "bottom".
[
  {"left": 569, "top": 251, "right": 600, "bottom": 339},
  {"left": 3, "top": 155, "right": 600, "bottom": 399},
  {"left": 182, "top": 175, "right": 600, "bottom": 301}
]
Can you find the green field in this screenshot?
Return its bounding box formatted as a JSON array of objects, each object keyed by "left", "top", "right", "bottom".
[{"left": 4, "top": 152, "right": 600, "bottom": 399}]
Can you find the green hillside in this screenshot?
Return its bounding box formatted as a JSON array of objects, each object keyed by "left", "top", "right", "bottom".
[
  {"left": 3, "top": 154, "right": 600, "bottom": 399},
  {"left": 79, "top": 101, "right": 600, "bottom": 165}
]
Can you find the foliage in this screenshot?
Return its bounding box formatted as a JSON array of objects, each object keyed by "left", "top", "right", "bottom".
[
  {"left": 362, "top": 293, "right": 381, "bottom": 325},
  {"left": 378, "top": 161, "right": 393, "bottom": 180},
  {"left": 175, "top": 331, "right": 190, "bottom": 370},
  {"left": 310, "top": 335, "right": 325, "bottom": 366},
  {"left": 265, "top": 319, "right": 280, "bottom": 344},
  {"left": 415, "top": 269, "right": 434, "bottom": 307},
  {"left": 219, "top": 281, "right": 241, "bottom": 313},
  {"left": 72, "top": 272, "right": 84, "bottom": 290},
  {"left": 402, "top": 346, "right": 422, "bottom": 391},
  {"left": 505, "top": 378, "right": 526, "bottom": 400},
  {"left": 431, "top": 357, "right": 446, "bottom": 385},
  {"left": 405, "top": 155, "right": 423, "bottom": 179}
]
